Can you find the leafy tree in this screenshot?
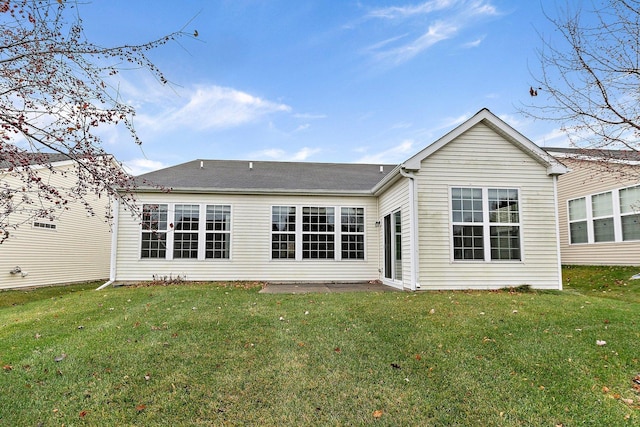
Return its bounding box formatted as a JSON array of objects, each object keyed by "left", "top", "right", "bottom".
[
  {"left": 524, "top": 0, "right": 640, "bottom": 153},
  {"left": 0, "top": 0, "right": 189, "bottom": 241}
]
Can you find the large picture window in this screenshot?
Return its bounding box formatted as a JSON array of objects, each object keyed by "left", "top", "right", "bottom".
[
  {"left": 141, "top": 204, "right": 168, "bottom": 259},
  {"left": 568, "top": 184, "right": 640, "bottom": 244},
  {"left": 206, "top": 205, "right": 231, "bottom": 259},
  {"left": 451, "top": 188, "right": 521, "bottom": 261}
]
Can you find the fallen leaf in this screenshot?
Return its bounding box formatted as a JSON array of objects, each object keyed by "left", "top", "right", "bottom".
[
  {"left": 79, "top": 410, "right": 88, "bottom": 418},
  {"left": 334, "top": 347, "right": 341, "bottom": 353},
  {"left": 136, "top": 404, "right": 146, "bottom": 412},
  {"left": 54, "top": 353, "right": 67, "bottom": 362},
  {"left": 3, "top": 365, "right": 12, "bottom": 371},
  {"left": 415, "top": 354, "right": 422, "bottom": 361},
  {"left": 144, "top": 373, "right": 151, "bottom": 381},
  {"left": 373, "top": 409, "right": 383, "bottom": 418},
  {"left": 429, "top": 308, "right": 435, "bottom": 314},
  {"left": 621, "top": 398, "right": 634, "bottom": 405},
  {"left": 602, "top": 386, "right": 610, "bottom": 393},
  {"left": 596, "top": 340, "right": 607, "bottom": 346}
]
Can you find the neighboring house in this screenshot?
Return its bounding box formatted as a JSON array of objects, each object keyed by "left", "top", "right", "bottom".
[
  {"left": 110, "top": 109, "right": 568, "bottom": 290},
  {"left": 0, "top": 154, "right": 112, "bottom": 289},
  {"left": 544, "top": 147, "right": 640, "bottom": 266}
]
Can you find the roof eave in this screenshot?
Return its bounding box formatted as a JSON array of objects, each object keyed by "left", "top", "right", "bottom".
[{"left": 125, "top": 187, "right": 377, "bottom": 197}]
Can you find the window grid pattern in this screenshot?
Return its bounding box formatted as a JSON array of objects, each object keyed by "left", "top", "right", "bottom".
[
  {"left": 452, "top": 188, "right": 521, "bottom": 261},
  {"left": 341, "top": 207, "right": 365, "bottom": 259},
  {"left": 141, "top": 204, "right": 168, "bottom": 259},
  {"left": 206, "top": 205, "right": 231, "bottom": 259},
  {"left": 302, "top": 207, "right": 335, "bottom": 259},
  {"left": 272, "top": 206, "right": 296, "bottom": 259},
  {"left": 174, "top": 204, "right": 200, "bottom": 259}
]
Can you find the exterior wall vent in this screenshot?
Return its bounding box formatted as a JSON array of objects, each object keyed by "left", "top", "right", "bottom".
[
  {"left": 249, "top": 162, "right": 253, "bottom": 170},
  {"left": 379, "top": 165, "right": 384, "bottom": 173}
]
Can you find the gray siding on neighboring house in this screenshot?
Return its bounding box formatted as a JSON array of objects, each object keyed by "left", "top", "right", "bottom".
[
  {"left": 414, "top": 122, "right": 562, "bottom": 289},
  {"left": 114, "top": 193, "right": 381, "bottom": 283},
  {"left": 554, "top": 157, "right": 640, "bottom": 265},
  {"left": 0, "top": 162, "right": 111, "bottom": 289}
]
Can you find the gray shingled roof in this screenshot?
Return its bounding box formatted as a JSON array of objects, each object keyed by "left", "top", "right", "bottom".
[
  {"left": 0, "top": 153, "right": 71, "bottom": 169},
  {"left": 544, "top": 147, "right": 640, "bottom": 161},
  {"left": 135, "top": 159, "right": 398, "bottom": 194}
]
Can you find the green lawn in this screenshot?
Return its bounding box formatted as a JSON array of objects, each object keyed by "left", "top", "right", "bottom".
[{"left": 0, "top": 267, "right": 639, "bottom": 426}]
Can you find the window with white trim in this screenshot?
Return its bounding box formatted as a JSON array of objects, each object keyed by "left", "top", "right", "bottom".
[
  {"left": 141, "top": 204, "right": 168, "bottom": 258},
  {"left": 568, "top": 198, "right": 588, "bottom": 244},
  {"left": 451, "top": 187, "right": 521, "bottom": 261},
  {"left": 341, "top": 207, "right": 365, "bottom": 259},
  {"left": 173, "top": 204, "right": 200, "bottom": 259},
  {"left": 620, "top": 185, "right": 640, "bottom": 241},
  {"left": 271, "top": 206, "right": 296, "bottom": 259},
  {"left": 302, "top": 207, "right": 335, "bottom": 259},
  {"left": 206, "top": 205, "right": 231, "bottom": 259},
  {"left": 569, "top": 184, "right": 640, "bottom": 244}
]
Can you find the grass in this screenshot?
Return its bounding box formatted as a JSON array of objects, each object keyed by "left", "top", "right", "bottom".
[{"left": 0, "top": 268, "right": 638, "bottom": 426}]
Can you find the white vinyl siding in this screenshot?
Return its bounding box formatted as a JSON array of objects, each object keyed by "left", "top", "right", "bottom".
[
  {"left": 0, "top": 162, "right": 112, "bottom": 289},
  {"left": 415, "top": 122, "right": 562, "bottom": 289},
  {"left": 115, "top": 194, "right": 380, "bottom": 283},
  {"left": 377, "top": 178, "right": 411, "bottom": 289}
]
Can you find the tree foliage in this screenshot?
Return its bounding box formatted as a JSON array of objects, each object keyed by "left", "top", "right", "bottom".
[
  {"left": 0, "top": 0, "right": 187, "bottom": 241},
  {"left": 524, "top": 0, "right": 640, "bottom": 152}
]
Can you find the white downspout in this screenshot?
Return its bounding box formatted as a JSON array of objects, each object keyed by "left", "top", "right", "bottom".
[
  {"left": 399, "top": 168, "right": 419, "bottom": 291},
  {"left": 553, "top": 175, "right": 563, "bottom": 290},
  {"left": 97, "top": 198, "right": 119, "bottom": 290}
]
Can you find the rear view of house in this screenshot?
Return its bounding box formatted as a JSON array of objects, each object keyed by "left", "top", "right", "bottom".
[
  {"left": 545, "top": 147, "right": 640, "bottom": 266},
  {"left": 0, "top": 155, "right": 112, "bottom": 289},
  {"left": 110, "top": 109, "right": 568, "bottom": 290}
]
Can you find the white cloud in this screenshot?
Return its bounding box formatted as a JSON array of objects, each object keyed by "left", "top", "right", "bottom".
[
  {"left": 135, "top": 85, "right": 291, "bottom": 133},
  {"left": 293, "top": 113, "right": 328, "bottom": 120},
  {"left": 122, "top": 158, "right": 167, "bottom": 176},
  {"left": 365, "top": 0, "right": 500, "bottom": 65},
  {"left": 462, "top": 36, "right": 484, "bottom": 48},
  {"left": 356, "top": 139, "right": 415, "bottom": 163},
  {"left": 249, "top": 147, "right": 322, "bottom": 161}
]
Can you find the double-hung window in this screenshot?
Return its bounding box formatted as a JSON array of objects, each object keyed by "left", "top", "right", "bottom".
[
  {"left": 451, "top": 187, "right": 521, "bottom": 261},
  {"left": 173, "top": 204, "right": 200, "bottom": 259},
  {"left": 206, "top": 205, "right": 231, "bottom": 259},
  {"left": 272, "top": 206, "right": 296, "bottom": 259},
  {"left": 592, "top": 192, "right": 614, "bottom": 242},
  {"left": 619, "top": 185, "right": 640, "bottom": 241},
  {"left": 341, "top": 207, "right": 365, "bottom": 259},
  {"left": 302, "top": 207, "right": 335, "bottom": 259},
  {"left": 568, "top": 198, "right": 588, "bottom": 244},
  {"left": 141, "top": 204, "right": 168, "bottom": 258}
]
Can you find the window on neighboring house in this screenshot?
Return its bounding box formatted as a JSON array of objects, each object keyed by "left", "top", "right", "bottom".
[
  {"left": 592, "top": 192, "right": 614, "bottom": 242},
  {"left": 451, "top": 187, "right": 521, "bottom": 261},
  {"left": 302, "top": 206, "right": 335, "bottom": 259},
  {"left": 173, "top": 204, "right": 199, "bottom": 259},
  {"left": 568, "top": 184, "right": 640, "bottom": 245},
  {"left": 619, "top": 185, "right": 640, "bottom": 241},
  {"left": 205, "top": 205, "right": 231, "bottom": 259},
  {"left": 141, "top": 204, "right": 168, "bottom": 258},
  {"left": 33, "top": 221, "right": 56, "bottom": 230},
  {"left": 568, "top": 197, "right": 588, "bottom": 244},
  {"left": 341, "top": 207, "right": 365, "bottom": 259},
  {"left": 272, "top": 206, "right": 296, "bottom": 259}
]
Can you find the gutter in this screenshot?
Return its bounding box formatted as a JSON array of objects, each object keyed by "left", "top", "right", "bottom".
[
  {"left": 96, "top": 198, "right": 119, "bottom": 291},
  {"left": 399, "top": 166, "right": 420, "bottom": 291}
]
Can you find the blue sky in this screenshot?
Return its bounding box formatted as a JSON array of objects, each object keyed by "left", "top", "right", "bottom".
[{"left": 78, "top": 0, "right": 573, "bottom": 175}]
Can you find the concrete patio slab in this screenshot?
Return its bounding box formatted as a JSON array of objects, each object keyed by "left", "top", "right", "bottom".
[{"left": 259, "top": 282, "right": 400, "bottom": 294}]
